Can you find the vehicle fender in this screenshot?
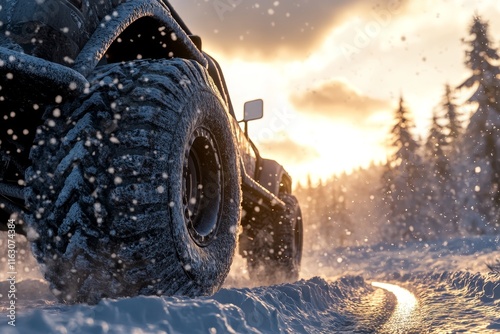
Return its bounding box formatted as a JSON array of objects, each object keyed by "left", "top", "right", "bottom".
[{"left": 257, "top": 159, "right": 292, "bottom": 196}]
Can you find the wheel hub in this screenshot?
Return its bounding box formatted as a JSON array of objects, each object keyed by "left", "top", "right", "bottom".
[{"left": 182, "top": 127, "right": 223, "bottom": 247}]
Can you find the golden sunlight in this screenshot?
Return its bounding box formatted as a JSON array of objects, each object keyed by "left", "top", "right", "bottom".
[{"left": 372, "top": 282, "right": 420, "bottom": 332}]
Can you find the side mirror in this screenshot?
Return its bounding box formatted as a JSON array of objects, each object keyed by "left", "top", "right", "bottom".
[{"left": 243, "top": 99, "right": 264, "bottom": 122}]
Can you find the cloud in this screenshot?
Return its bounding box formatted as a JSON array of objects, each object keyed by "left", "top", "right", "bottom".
[
  {"left": 290, "top": 80, "right": 391, "bottom": 124},
  {"left": 170, "top": 0, "right": 410, "bottom": 61},
  {"left": 258, "top": 136, "right": 320, "bottom": 164}
]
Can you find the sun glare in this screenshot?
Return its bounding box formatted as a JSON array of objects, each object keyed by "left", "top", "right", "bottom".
[{"left": 282, "top": 119, "right": 388, "bottom": 183}]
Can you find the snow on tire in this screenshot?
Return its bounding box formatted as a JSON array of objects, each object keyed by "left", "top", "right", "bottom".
[{"left": 25, "top": 58, "right": 241, "bottom": 303}]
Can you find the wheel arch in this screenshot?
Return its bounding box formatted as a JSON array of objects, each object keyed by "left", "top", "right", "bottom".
[
  {"left": 72, "top": 0, "right": 207, "bottom": 78},
  {"left": 71, "top": 0, "right": 233, "bottom": 115},
  {"left": 257, "top": 159, "right": 293, "bottom": 196}
]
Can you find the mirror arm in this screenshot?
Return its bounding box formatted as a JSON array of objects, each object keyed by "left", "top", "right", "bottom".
[{"left": 238, "top": 119, "right": 250, "bottom": 137}]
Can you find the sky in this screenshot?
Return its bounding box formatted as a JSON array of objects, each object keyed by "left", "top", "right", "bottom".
[{"left": 170, "top": 0, "right": 500, "bottom": 185}]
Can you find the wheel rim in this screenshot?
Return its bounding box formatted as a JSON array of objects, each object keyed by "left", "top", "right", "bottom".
[{"left": 183, "top": 127, "right": 223, "bottom": 247}]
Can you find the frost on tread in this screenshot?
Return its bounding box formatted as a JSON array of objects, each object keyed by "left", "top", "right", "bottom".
[{"left": 25, "top": 58, "right": 241, "bottom": 303}]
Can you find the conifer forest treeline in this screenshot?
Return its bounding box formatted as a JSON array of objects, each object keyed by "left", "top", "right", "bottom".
[{"left": 295, "top": 16, "right": 500, "bottom": 249}]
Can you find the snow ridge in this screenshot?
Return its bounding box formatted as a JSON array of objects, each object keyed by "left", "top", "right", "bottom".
[
  {"left": 391, "top": 270, "right": 500, "bottom": 302},
  {"left": 0, "top": 276, "right": 371, "bottom": 334}
]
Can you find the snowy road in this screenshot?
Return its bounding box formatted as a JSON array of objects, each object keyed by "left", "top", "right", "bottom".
[
  {"left": 356, "top": 275, "right": 499, "bottom": 333},
  {"left": 370, "top": 282, "right": 419, "bottom": 333},
  {"left": 0, "top": 234, "right": 498, "bottom": 333}
]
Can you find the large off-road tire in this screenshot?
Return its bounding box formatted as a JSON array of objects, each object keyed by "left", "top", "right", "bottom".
[
  {"left": 242, "top": 194, "right": 303, "bottom": 285},
  {"left": 25, "top": 58, "right": 241, "bottom": 303}
]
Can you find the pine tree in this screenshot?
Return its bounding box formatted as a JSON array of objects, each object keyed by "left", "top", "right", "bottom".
[
  {"left": 382, "top": 96, "right": 424, "bottom": 241},
  {"left": 457, "top": 16, "right": 500, "bottom": 235},
  {"left": 332, "top": 186, "right": 352, "bottom": 247},
  {"left": 425, "top": 111, "right": 449, "bottom": 181},
  {"left": 327, "top": 177, "right": 352, "bottom": 247},
  {"left": 442, "top": 84, "right": 463, "bottom": 144},
  {"left": 440, "top": 84, "right": 463, "bottom": 234},
  {"left": 315, "top": 179, "right": 330, "bottom": 243},
  {"left": 389, "top": 97, "right": 420, "bottom": 169},
  {"left": 422, "top": 110, "right": 449, "bottom": 237},
  {"left": 303, "top": 175, "right": 317, "bottom": 246},
  {"left": 423, "top": 95, "right": 464, "bottom": 237}
]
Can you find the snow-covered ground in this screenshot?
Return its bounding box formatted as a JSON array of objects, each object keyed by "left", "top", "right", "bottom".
[{"left": 0, "top": 234, "right": 499, "bottom": 333}]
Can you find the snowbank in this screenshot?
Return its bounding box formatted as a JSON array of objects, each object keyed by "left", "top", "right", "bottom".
[{"left": 0, "top": 276, "right": 371, "bottom": 334}]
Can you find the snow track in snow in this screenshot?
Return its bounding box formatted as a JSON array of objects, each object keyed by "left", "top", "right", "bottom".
[
  {"left": 3, "top": 271, "right": 496, "bottom": 333},
  {"left": 387, "top": 271, "right": 500, "bottom": 332},
  {"left": 0, "top": 234, "right": 498, "bottom": 333}
]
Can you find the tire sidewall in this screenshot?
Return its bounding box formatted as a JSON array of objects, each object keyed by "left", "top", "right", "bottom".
[
  {"left": 278, "top": 195, "right": 302, "bottom": 276},
  {"left": 167, "top": 89, "right": 240, "bottom": 292},
  {"left": 243, "top": 194, "right": 303, "bottom": 284}
]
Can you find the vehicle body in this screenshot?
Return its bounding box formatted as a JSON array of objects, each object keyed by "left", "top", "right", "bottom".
[{"left": 0, "top": 0, "right": 302, "bottom": 302}]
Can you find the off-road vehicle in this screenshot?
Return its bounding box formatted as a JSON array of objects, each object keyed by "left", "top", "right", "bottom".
[{"left": 0, "top": 0, "right": 303, "bottom": 303}]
